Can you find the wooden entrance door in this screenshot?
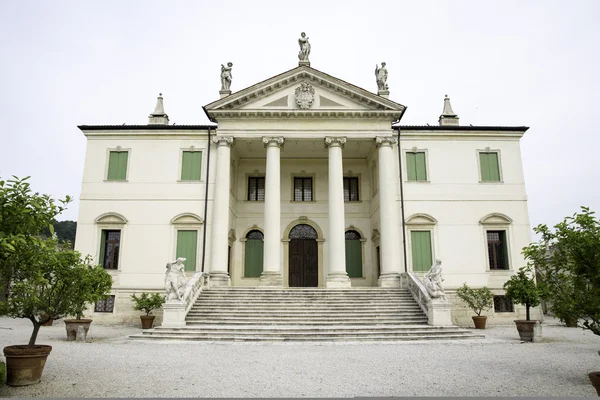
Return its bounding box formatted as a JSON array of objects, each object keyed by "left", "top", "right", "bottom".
[{"left": 288, "top": 224, "right": 318, "bottom": 287}]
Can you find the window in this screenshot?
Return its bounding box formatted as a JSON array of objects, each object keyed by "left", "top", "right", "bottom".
[
  {"left": 100, "top": 230, "right": 121, "bottom": 269},
  {"left": 244, "top": 230, "right": 264, "bottom": 277},
  {"left": 494, "top": 295, "right": 514, "bottom": 312},
  {"left": 176, "top": 230, "right": 198, "bottom": 272},
  {"left": 345, "top": 230, "right": 363, "bottom": 278},
  {"left": 95, "top": 295, "right": 115, "bottom": 313},
  {"left": 343, "top": 177, "right": 359, "bottom": 202},
  {"left": 107, "top": 151, "right": 128, "bottom": 181},
  {"left": 181, "top": 151, "right": 202, "bottom": 181},
  {"left": 406, "top": 152, "right": 427, "bottom": 181},
  {"left": 411, "top": 231, "right": 432, "bottom": 272},
  {"left": 479, "top": 152, "right": 501, "bottom": 182},
  {"left": 248, "top": 177, "right": 265, "bottom": 201},
  {"left": 487, "top": 230, "right": 508, "bottom": 270},
  {"left": 294, "top": 177, "right": 313, "bottom": 201}
]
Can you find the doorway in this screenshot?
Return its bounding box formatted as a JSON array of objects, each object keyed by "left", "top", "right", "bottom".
[{"left": 288, "top": 224, "right": 318, "bottom": 287}]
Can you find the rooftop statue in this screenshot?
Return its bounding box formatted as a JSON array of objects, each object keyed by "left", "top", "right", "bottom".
[
  {"left": 220, "top": 62, "right": 233, "bottom": 91},
  {"left": 375, "top": 62, "right": 389, "bottom": 91},
  {"left": 298, "top": 32, "right": 311, "bottom": 62}
]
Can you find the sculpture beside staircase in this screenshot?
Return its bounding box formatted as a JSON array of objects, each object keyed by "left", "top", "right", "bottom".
[
  {"left": 403, "top": 259, "right": 453, "bottom": 326},
  {"left": 161, "top": 258, "right": 208, "bottom": 328}
]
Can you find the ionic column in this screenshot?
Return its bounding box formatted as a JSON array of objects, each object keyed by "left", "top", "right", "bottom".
[
  {"left": 376, "top": 136, "right": 402, "bottom": 287},
  {"left": 325, "top": 137, "right": 351, "bottom": 288},
  {"left": 209, "top": 136, "right": 234, "bottom": 287},
  {"left": 260, "top": 136, "right": 284, "bottom": 287}
]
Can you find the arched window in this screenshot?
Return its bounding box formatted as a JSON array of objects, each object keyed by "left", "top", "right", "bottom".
[
  {"left": 244, "top": 230, "right": 264, "bottom": 277},
  {"left": 345, "top": 230, "right": 363, "bottom": 278},
  {"left": 289, "top": 224, "right": 318, "bottom": 240}
]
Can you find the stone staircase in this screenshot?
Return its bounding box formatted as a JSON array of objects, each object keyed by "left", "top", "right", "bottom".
[{"left": 131, "top": 288, "right": 484, "bottom": 342}]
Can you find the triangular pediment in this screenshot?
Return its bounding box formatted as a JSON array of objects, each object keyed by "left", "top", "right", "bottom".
[{"left": 204, "top": 66, "right": 406, "bottom": 120}]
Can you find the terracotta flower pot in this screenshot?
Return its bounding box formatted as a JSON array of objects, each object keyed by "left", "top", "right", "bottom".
[
  {"left": 140, "top": 315, "right": 155, "bottom": 329},
  {"left": 589, "top": 371, "right": 600, "bottom": 396},
  {"left": 514, "top": 320, "right": 541, "bottom": 342},
  {"left": 64, "top": 319, "right": 93, "bottom": 341},
  {"left": 472, "top": 316, "right": 487, "bottom": 329},
  {"left": 3, "top": 345, "right": 52, "bottom": 386}
]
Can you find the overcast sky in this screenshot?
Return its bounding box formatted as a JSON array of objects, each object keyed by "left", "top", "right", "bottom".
[{"left": 1, "top": 0, "right": 598, "bottom": 234}]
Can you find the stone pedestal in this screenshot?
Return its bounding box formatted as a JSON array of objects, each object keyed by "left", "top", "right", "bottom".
[
  {"left": 298, "top": 61, "right": 310, "bottom": 67},
  {"left": 378, "top": 90, "right": 389, "bottom": 99},
  {"left": 219, "top": 90, "right": 231, "bottom": 98},
  {"left": 428, "top": 299, "right": 453, "bottom": 326},
  {"left": 161, "top": 301, "right": 187, "bottom": 328}
]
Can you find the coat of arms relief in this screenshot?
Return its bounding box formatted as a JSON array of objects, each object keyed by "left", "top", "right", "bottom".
[{"left": 295, "top": 81, "right": 315, "bottom": 109}]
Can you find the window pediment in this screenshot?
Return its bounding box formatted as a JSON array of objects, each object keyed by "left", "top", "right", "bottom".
[
  {"left": 480, "top": 213, "right": 512, "bottom": 225},
  {"left": 171, "top": 213, "right": 204, "bottom": 225},
  {"left": 406, "top": 213, "right": 437, "bottom": 225},
  {"left": 95, "top": 213, "right": 128, "bottom": 225}
]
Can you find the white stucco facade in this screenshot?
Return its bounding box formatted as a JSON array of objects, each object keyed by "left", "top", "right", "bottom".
[{"left": 75, "top": 66, "right": 535, "bottom": 326}]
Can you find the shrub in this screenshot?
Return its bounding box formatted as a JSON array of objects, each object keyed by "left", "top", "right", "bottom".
[
  {"left": 131, "top": 293, "right": 165, "bottom": 316},
  {"left": 455, "top": 284, "right": 494, "bottom": 316}
]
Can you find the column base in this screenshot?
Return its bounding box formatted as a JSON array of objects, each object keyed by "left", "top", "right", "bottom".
[
  {"left": 378, "top": 273, "right": 401, "bottom": 288},
  {"left": 209, "top": 272, "right": 231, "bottom": 287},
  {"left": 326, "top": 273, "right": 351, "bottom": 288},
  {"left": 259, "top": 271, "right": 283, "bottom": 287}
]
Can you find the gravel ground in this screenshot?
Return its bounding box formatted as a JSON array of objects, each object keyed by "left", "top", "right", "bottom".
[{"left": 0, "top": 317, "right": 599, "bottom": 397}]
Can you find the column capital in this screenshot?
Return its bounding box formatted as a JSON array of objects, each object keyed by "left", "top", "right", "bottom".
[
  {"left": 375, "top": 136, "right": 397, "bottom": 148},
  {"left": 262, "top": 136, "right": 285, "bottom": 148},
  {"left": 324, "top": 137, "right": 347, "bottom": 149},
  {"left": 212, "top": 136, "right": 234, "bottom": 147}
]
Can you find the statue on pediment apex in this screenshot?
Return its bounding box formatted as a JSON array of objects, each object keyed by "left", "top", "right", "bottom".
[
  {"left": 221, "top": 62, "right": 233, "bottom": 91},
  {"left": 298, "top": 32, "right": 311, "bottom": 62},
  {"left": 375, "top": 62, "right": 389, "bottom": 91}
]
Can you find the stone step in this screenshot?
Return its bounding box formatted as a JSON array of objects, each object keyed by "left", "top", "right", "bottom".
[
  {"left": 150, "top": 325, "right": 461, "bottom": 333},
  {"left": 131, "top": 333, "right": 483, "bottom": 342},
  {"left": 188, "top": 308, "right": 423, "bottom": 313},
  {"left": 185, "top": 318, "right": 429, "bottom": 325},
  {"left": 194, "top": 298, "right": 415, "bottom": 303},
  {"left": 187, "top": 311, "right": 424, "bottom": 317}
]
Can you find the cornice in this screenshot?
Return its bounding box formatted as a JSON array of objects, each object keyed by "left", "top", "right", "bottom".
[{"left": 208, "top": 109, "right": 403, "bottom": 120}]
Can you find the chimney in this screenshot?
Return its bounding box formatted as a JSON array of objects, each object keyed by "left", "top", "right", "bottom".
[
  {"left": 148, "top": 93, "right": 169, "bottom": 125},
  {"left": 438, "top": 94, "right": 459, "bottom": 126}
]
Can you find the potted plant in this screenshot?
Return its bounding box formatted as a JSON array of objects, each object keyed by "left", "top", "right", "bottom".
[
  {"left": 131, "top": 292, "right": 165, "bottom": 329},
  {"left": 0, "top": 177, "right": 111, "bottom": 386},
  {"left": 63, "top": 259, "right": 112, "bottom": 341},
  {"left": 503, "top": 265, "right": 542, "bottom": 342},
  {"left": 455, "top": 283, "right": 494, "bottom": 329}
]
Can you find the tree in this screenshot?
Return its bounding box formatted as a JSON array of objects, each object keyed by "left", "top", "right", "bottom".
[
  {"left": 0, "top": 176, "right": 112, "bottom": 345},
  {"left": 503, "top": 266, "right": 541, "bottom": 321},
  {"left": 523, "top": 207, "right": 600, "bottom": 335},
  {"left": 42, "top": 220, "right": 77, "bottom": 248},
  {"left": 455, "top": 284, "right": 494, "bottom": 316}
]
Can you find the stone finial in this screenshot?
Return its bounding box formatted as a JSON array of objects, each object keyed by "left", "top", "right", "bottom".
[
  {"left": 438, "top": 94, "right": 459, "bottom": 126},
  {"left": 148, "top": 93, "right": 169, "bottom": 125},
  {"left": 298, "top": 32, "right": 311, "bottom": 66}
]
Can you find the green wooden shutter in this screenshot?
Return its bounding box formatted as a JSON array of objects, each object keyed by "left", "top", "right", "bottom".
[
  {"left": 181, "top": 151, "right": 202, "bottom": 181},
  {"left": 176, "top": 230, "right": 198, "bottom": 272},
  {"left": 406, "top": 153, "right": 417, "bottom": 181},
  {"left": 480, "top": 152, "right": 500, "bottom": 182},
  {"left": 244, "top": 239, "right": 264, "bottom": 277},
  {"left": 345, "top": 239, "right": 363, "bottom": 278},
  {"left": 99, "top": 230, "right": 107, "bottom": 267},
  {"left": 479, "top": 153, "right": 490, "bottom": 181},
  {"left": 488, "top": 152, "right": 500, "bottom": 182},
  {"left": 415, "top": 152, "right": 427, "bottom": 181},
  {"left": 108, "top": 151, "right": 128, "bottom": 180},
  {"left": 411, "top": 231, "right": 432, "bottom": 272}
]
